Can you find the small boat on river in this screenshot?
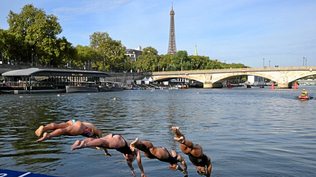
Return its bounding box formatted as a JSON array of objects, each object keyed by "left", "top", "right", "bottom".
[{"left": 298, "top": 95, "right": 309, "bottom": 100}]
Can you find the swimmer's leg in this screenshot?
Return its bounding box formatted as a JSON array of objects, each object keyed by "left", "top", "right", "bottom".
[
  {"left": 130, "top": 137, "right": 139, "bottom": 151},
  {"left": 70, "top": 140, "right": 87, "bottom": 151},
  {"left": 36, "top": 132, "right": 49, "bottom": 142}
]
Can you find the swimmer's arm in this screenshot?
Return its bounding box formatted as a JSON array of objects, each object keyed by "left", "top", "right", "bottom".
[
  {"left": 178, "top": 155, "right": 188, "bottom": 174},
  {"left": 206, "top": 156, "right": 212, "bottom": 177},
  {"left": 103, "top": 148, "right": 111, "bottom": 156},
  {"left": 125, "top": 155, "right": 136, "bottom": 177},
  {"left": 96, "top": 128, "right": 102, "bottom": 138},
  {"left": 135, "top": 149, "right": 147, "bottom": 177}
]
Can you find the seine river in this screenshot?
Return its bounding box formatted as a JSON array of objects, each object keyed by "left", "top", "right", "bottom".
[{"left": 0, "top": 87, "right": 316, "bottom": 177}]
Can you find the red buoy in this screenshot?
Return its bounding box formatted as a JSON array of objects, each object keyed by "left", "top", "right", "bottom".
[
  {"left": 228, "top": 83, "right": 232, "bottom": 88},
  {"left": 293, "top": 82, "right": 298, "bottom": 89},
  {"left": 270, "top": 82, "right": 275, "bottom": 89}
]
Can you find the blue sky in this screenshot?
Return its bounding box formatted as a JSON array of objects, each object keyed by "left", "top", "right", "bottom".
[{"left": 0, "top": 0, "right": 315, "bottom": 68}]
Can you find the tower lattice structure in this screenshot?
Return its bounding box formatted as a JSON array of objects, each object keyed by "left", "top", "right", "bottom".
[{"left": 167, "top": 5, "right": 177, "bottom": 55}]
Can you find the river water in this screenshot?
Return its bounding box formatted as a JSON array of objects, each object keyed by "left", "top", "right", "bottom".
[{"left": 0, "top": 87, "right": 316, "bottom": 177}]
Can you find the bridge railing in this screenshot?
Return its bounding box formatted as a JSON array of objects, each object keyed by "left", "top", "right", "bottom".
[{"left": 152, "top": 66, "right": 316, "bottom": 75}]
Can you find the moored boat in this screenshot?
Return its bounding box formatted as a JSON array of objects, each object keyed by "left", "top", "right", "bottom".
[
  {"left": 98, "top": 86, "right": 123, "bottom": 92},
  {"left": 98, "top": 81, "right": 123, "bottom": 92},
  {"left": 66, "top": 85, "right": 99, "bottom": 93}
]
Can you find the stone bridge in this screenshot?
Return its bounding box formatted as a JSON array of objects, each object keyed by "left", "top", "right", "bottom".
[{"left": 152, "top": 66, "right": 316, "bottom": 89}]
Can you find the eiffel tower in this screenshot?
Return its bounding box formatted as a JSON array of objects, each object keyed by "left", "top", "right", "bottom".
[{"left": 167, "top": 4, "right": 177, "bottom": 55}]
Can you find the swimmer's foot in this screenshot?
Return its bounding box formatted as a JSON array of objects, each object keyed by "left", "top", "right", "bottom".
[
  {"left": 36, "top": 132, "right": 48, "bottom": 142},
  {"left": 172, "top": 126, "right": 184, "bottom": 138},
  {"left": 35, "top": 125, "right": 44, "bottom": 137},
  {"left": 96, "top": 146, "right": 103, "bottom": 151},
  {"left": 174, "top": 136, "right": 185, "bottom": 144},
  {"left": 171, "top": 126, "right": 179, "bottom": 133},
  {"left": 130, "top": 137, "right": 139, "bottom": 151},
  {"left": 70, "top": 140, "right": 81, "bottom": 151}
]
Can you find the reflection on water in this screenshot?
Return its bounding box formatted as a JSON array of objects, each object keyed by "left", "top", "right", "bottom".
[{"left": 1, "top": 87, "right": 316, "bottom": 177}]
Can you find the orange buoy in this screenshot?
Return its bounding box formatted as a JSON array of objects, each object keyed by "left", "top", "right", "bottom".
[
  {"left": 293, "top": 82, "right": 298, "bottom": 89},
  {"left": 270, "top": 82, "right": 275, "bottom": 89}
]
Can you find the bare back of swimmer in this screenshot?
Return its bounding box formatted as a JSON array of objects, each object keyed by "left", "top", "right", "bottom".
[{"left": 35, "top": 119, "right": 102, "bottom": 142}]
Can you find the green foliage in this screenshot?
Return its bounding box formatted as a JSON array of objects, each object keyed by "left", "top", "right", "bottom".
[
  {"left": 75, "top": 45, "right": 97, "bottom": 69},
  {"left": 3, "top": 4, "right": 72, "bottom": 67},
  {"left": 0, "top": 29, "right": 26, "bottom": 62},
  {"left": 134, "top": 47, "right": 160, "bottom": 72},
  {"left": 159, "top": 54, "right": 172, "bottom": 71},
  {"left": 89, "top": 31, "right": 126, "bottom": 71}
]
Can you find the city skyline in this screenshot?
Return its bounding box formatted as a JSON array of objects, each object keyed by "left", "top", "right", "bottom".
[{"left": 0, "top": 0, "right": 315, "bottom": 68}]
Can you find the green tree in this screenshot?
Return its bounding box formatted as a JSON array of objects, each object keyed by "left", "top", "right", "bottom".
[
  {"left": 0, "top": 29, "right": 25, "bottom": 64},
  {"left": 134, "top": 47, "right": 160, "bottom": 72},
  {"left": 6, "top": 4, "right": 71, "bottom": 67},
  {"left": 188, "top": 55, "right": 209, "bottom": 70},
  {"left": 176, "top": 50, "right": 189, "bottom": 71},
  {"left": 89, "top": 31, "right": 126, "bottom": 71},
  {"left": 75, "top": 45, "right": 98, "bottom": 69},
  {"left": 159, "top": 54, "right": 172, "bottom": 71}
]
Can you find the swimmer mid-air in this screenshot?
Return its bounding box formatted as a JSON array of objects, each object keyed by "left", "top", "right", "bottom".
[
  {"left": 35, "top": 120, "right": 102, "bottom": 142},
  {"left": 70, "top": 134, "right": 147, "bottom": 177},
  {"left": 130, "top": 137, "right": 188, "bottom": 175},
  {"left": 172, "top": 127, "right": 212, "bottom": 177}
]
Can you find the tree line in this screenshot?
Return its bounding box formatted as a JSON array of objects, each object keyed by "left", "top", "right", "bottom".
[{"left": 0, "top": 4, "right": 249, "bottom": 72}]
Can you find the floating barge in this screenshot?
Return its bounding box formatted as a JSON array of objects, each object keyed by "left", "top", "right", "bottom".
[{"left": 0, "top": 68, "right": 111, "bottom": 94}]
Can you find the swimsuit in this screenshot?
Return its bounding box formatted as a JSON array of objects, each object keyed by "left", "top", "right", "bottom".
[
  {"left": 111, "top": 134, "right": 133, "bottom": 155},
  {"left": 115, "top": 135, "right": 133, "bottom": 155},
  {"left": 187, "top": 153, "right": 208, "bottom": 166},
  {"left": 72, "top": 120, "right": 95, "bottom": 137},
  {"left": 158, "top": 148, "right": 178, "bottom": 164},
  {"left": 82, "top": 125, "right": 95, "bottom": 137}
]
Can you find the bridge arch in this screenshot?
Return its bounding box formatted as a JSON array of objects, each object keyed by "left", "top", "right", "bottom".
[
  {"left": 211, "top": 72, "right": 278, "bottom": 86},
  {"left": 152, "top": 67, "right": 316, "bottom": 89}
]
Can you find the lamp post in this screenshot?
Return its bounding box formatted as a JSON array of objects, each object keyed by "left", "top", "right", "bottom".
[
  {"left": 269, "top": 60, "right": 270, "bottom": 67},
  {"left": 103, "top": 52, "right": 105, "bottom": 71},
  {"left": 303, "top": 57, "right": 305, "bottom": 66},
  {"left": 263, "top": 58, "right": 265, "bottom": 67},
  {"left": 124, "top": 61, "right": 126, "bottom": 73},
  {"left": 180, "top": 57, "right": 183, "bottom": 71},
  {"left": 131, "top": 61, "right": 133, "bottom": 73},
  {"left": 31, "top": 48, "right": 34, "bottom": 67},
  {"left": 305, "top": 57, "right": 307, "bottom": 66}
]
